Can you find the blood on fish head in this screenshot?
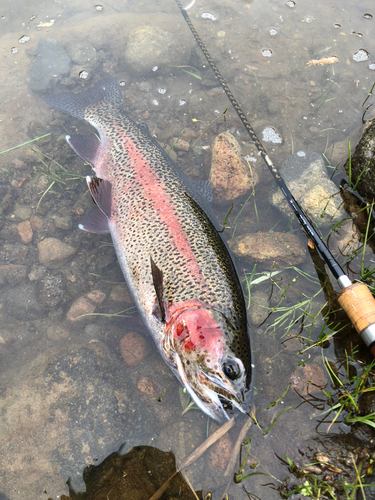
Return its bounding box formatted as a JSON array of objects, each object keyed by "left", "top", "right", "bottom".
[{"left": 164, "top": 301, "right": 248, "bottom": 422}]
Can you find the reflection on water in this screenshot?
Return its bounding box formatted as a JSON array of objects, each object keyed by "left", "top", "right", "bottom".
[{"left": 0, "top": 0, "right": 374, "bottom": 498}]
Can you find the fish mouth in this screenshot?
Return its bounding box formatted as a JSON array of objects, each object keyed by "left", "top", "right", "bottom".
[{"left": 174, "top": 352, "right": 246, "bottom": 422}]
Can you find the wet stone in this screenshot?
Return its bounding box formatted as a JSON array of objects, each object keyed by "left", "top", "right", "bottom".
[
  {"left": 290, "top": 363, "right": 326, "bottom": 395},
  {"left": 60, "top": 445, "right": 201, "bottom": 500},
  {"left": 65, "top": 40, "right": 98, "bottom": 67},
  {"left": 37, "top": 273, "right": 67, "bottom": 309},
  {"left": 270, "top": 151, "right": 347, "bottom": 229},
  {"left": 66, "top": 290, "right": 106, "bottom": 321},
  {"left": 13, "top": 203, "right": 32, "bottom": 220},
  {"left": 124, "top": 25, "right": 192, "bottom": 75},
  {"left": 344, "top": 120, "right": 375, "bottom": 204},
  {"left": 54, "top": 215, "right": 73, "bottom": 230},
  {"left": 209, "top": 431, "right": 234, "bottom": 470},
  {"left": 29, "top": 38, "right": 72, "bottom": 92},
  {"left": 228, "top": 232, "right": 306, "bottom": 268},
  {"left": 38, "top": 237, "right": 77, "bottom": 268},
  {"left": 17, "top": 220, "right": 33, "bottom": 243},
  {"left": 46, "top": 324, "right": 70, "bottom": 340},
  {"left": 109, "top": 284, "right": 134, "bottom": 305},
  {"left": 209, "top": 131, "right": 258, "bottom": 203},
  {"left": 1, "top": 282, "right": 43, "bottom": 320},
  {"left": 0, "top": 264, "right": 27, "bottom": 286},
  {"left": 120, "top": 332, "right": 149, "bottom": 367}
]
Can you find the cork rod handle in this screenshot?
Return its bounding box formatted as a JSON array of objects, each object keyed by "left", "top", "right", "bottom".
[{"left": 337, "top": 282, "right": 375, "bottom": 357}]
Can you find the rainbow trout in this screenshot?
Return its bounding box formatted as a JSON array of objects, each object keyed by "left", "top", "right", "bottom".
[{"left": 45, "top": 78, "right": 252, "bottom": 422}]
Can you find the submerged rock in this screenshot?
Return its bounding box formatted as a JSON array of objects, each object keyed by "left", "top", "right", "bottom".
[
  {"left": 38, "top": 237, "right": 77, "bottom": 268},
  {"left": 119, "top": 331, "right": 149, "bottom": 367},
  {"left": 29, "top": 38, "right": 72, "bottom": 92},
  {"left": 0, "top": 343, "right": 150, "bottom": 499},
  {"left": 209, "top": 131, "right": 258, "bottom": 203},
  {"left": 228, "top": 232, "right": 306, "bottom": 268},
  {"left": 66, "top": 290, "right": 106, "bottom": 321},
  {"left": 270, "top": 151, "right": 346, "bottom": 229},
  {"left": 61, "top": 445, "right": 202, "bottom": 499},
  {"left": 124, "top": 26, "right": 192, "bottom": 75}
]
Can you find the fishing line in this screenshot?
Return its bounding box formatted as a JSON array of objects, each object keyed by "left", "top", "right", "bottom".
[{"left": 174, "top": 0, "right": 375, "bottom": 357}]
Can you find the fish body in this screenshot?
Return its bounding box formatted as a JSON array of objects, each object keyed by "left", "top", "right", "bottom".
[{"left": 45, "top": 78, "right": 252, "bottom": 422}]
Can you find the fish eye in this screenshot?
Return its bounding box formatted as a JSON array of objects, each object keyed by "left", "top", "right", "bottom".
[{"left": 222, "top": 359, "right": 240, "bottom": 380}]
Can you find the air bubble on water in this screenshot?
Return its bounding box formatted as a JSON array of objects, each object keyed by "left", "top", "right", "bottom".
[
  {"left": 158, "top": 88, "right": 166, "bottom": 94},
  {"left": 363, "top": 13, "right": 373, "bottom": 19},
  {"left": 79, "top": 70, "right": 89, "bottom": 79},
  {"left": 95, "top": 5, "right": 103, "bottom": 11},
  {"left": 11, "top": 47, "right": 18, "bottom": 54},
  {"left": 201, "top": 12, "right": 216, "bottom": 21},
  {"left": 262, "top": 127, "right": 282, "bottom": 144},
  {"left": 286, "top": 1, "right": 295, "bottom": 7},
  {"left": 369, "top": 63, "right": 375, "bottom": 70},
  {"left": 270, "top": 28, "right": 277, "bottom": 35},
  {"left": 18, "top": 35, "right": 29, "bottom": 43},
  {"left": 353, "top": 49, "right": 370, "bottom": 62},
  {"left": 297, "top": 151, "right": 306, "bottom": 157},
  {"left": 262, "top": 49, "right": 273, "bottom": 57},
  {"left": 334, "top": 23, "right": 341, "bottom": 28},
  {"left": 244, "top": 155, "right": 257, "bottom": 163}
]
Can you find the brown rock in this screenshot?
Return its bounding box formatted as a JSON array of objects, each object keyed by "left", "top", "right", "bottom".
[
  {"left": 290, "top": 363, "right": 326, "bottom": 396},
  {"left": 170, "top": 137, "right": 190, "bottom": 151},
  {"left": 0, "top": 264, "right": 27, "bottom": 286},
  {"left": 38, "top": 237, "right": 77, "bottom": 268},
  {"left": 54, "top": 216, "right": 73, "bottom": 230},
  {"left": 209, "top": 131, "right": 257, "bottom": 203},
  {"left": 137, "top": 376, "right": 157, "bottom": 397},
  {"left": 66, "top": 290, "right": 106, "bottom": 321},
  {"left": 228, "top": 232, "right": 306, "bottom": 268},
  {"left": 120, "top": 332, "right": 148, "bottom": 367},
  {"left": 109, "top": 284, "right": 134, "bottom": 305},
  {"left": 209, "top": 431, "right": 234, "bottom": 470},
  {"left": 30, "top": 216, "right": 43, "bottom": 230},
  {"left": 17, "top": 220, "right": 33, "bottom": 244},
  {"left": 46, "top": 325, "right": 69, "bottom": 340}
]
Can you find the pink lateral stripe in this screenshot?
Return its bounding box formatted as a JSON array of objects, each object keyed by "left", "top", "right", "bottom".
[{"left": 117, "top": 127, "right": 205, "bottom": 284}]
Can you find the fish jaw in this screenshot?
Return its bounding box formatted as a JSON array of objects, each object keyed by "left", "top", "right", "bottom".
[{"left": 163, "top": 303, "right": 250, "bottom": 422}]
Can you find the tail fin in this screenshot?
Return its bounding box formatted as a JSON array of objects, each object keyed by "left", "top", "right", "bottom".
[{"left": 44, "top": 77, "right": 123, "bottom": 121}]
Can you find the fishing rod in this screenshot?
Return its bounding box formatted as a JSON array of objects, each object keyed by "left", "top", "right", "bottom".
[{"left": 174, "top": 0, "right": 375, "bottom": 357}]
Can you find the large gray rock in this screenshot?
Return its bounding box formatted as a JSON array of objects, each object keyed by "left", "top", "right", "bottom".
[
  {"left": 0, "top": 343, "right": 152, "bottom": 499},
  {"left": 270, "top": 151, "right": 347, "bottom": 229},
  {"left": 124, "top": 26, "right": 192, "bottom": 75},
  {"left": 29, "top": 38, "right": 71, "bottom": 92},
  {"left": 344, "top": 120, "right": 375, "bottom": 203}
]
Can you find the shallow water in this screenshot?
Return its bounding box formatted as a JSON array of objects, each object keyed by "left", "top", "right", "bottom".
[{"left": 0, "top": 0, "right": 374, "bottom": 499}]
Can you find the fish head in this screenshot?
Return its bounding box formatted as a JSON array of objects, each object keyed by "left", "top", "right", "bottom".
[{"left": 164, "top": 303, "right": 250, "bottom": 422}]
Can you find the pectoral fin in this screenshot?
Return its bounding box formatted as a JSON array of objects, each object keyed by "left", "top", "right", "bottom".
[{"left": 150, "top": 256, "right": 166, "bottom": 323}]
